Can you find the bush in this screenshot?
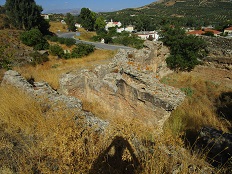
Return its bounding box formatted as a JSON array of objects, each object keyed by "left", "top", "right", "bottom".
[
  {"left": 29, "top": 51, "right": 49, "bottom": 66},
  {"left": 64, "top": 38, "right": 76, "bottom": 47},
  {"left": 49, "top": 44, "right": 64, "bottom": 58},
  {"left": 58, "top": 37, "right": 65, "bottom": 44},
  {"left": 20, "top": 29, "right": 49, "bottom": 50},
  {"left": 71, "top": 43, "right": 95, "bottom": 58}
]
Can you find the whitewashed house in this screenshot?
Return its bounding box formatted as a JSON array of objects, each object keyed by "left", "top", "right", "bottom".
[
  {"left": 136, "top": 31, "right": 159, "bottom": 41},
  {"left": 75, "top": 23, "right": 82, "bottom": 28},
  {"left": 224, "top": 26, "right": 232, "bottom": 35},
  {"left": 105, "top": 19, "right": 122, "bottom": 30},
  {"left": 41, "top": 14, "right": 50, "bottom": 20}
]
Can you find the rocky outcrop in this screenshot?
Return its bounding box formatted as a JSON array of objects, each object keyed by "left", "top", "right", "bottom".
[
  {"left": 1, "top": 70, "right": 108, "bottom": 132},
  {"left": 60, "top": 41, "right": 185, "bottom": 130},
  {"left": 196, "top": 127, "right": 232, "bottom": 169},
  {"left": 202, "top": 36, "right": 232, "bottom": 70}
]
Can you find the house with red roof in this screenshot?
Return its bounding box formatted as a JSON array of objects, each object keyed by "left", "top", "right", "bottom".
[
  {"left": 224, "top": 26, "right": 232, "bottom": 35},
  {"left": 187, "top": 28, "right": 221, "bottom": 36}
]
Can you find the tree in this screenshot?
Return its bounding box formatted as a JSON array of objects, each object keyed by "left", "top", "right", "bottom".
[
  {"left": 79, "top": 8, "right": 96, "bottom": 31},
  {"left": 95, "top": 17, "right": 106, "bottom": 31},
  {"left": 20, "top": 29, "right": 49, "bottom": 50},
  {"left": 4, "top": 0, "right": 49, "bottom": 34},
  {"left": 160, "top": 26, "right": 207, "bottom": 71},
  {"left": 65, "top": 13, "right": 76, "bottom": 31}
]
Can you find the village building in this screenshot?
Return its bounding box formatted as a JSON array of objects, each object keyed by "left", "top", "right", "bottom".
[
  {"left": 187, "top": 28, "right": 221, "bottom": 36},
  {"left": 136, "top": 31, "right": 159, "bottom": 41},
  {"left": 41, "top": 14, "right": 50, "bottom": 20},
  {"left": 75, "top": 23, "right": 82, "bottom": 28},
  {"left": 224, "top": 26, "right": 232, "bottom": 35},
  {"left": 105, "top": 19, "right": 122, "bottom": 30}
]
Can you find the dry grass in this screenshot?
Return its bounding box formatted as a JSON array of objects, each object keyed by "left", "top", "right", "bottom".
[
  {"left": 162, "top": 71, "right": 231, "bottom": 135},
  {"left": 14, "top": 49, "right": 116, "bottom": 89},
  {"left": 76, "top": 28, "right": 96, "bottom": 41},
  {"left": 0, "top": 86, "right": 213, "bottom": 173},
  {"left": 49, "top": 21, "right": 68, "bottom": 33}
]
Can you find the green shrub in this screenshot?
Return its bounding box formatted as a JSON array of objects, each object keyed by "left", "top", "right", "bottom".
[
  {"left": 64, "top": 38, "right": 76, "bottom": 47},
  {"left": 29, "top": 51, "right": 49, "bottom": 66},
  {"left": 49, "top": 44, "right": 64, "bottom": 58},
  {"left": 49, "top": 36, "right": 59, "bottom": 42},
  {"left": 20, "top": 28, "right": 49, "bottom": 50},
  {"left": 180, "top": 87, "right": 194, "bottom": 97},
  {"left": 71, "top": 43, "right": 95, "bottom": 58},
  {"left": 58, "top": 37, "right": 65, "bottom": 44}
]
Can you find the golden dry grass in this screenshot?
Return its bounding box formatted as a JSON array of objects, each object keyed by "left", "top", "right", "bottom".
[
  {"left": 162, "top": 72, "right": 230, "bottom": 135},
  {"left": 0, "top": 86, "right": 213, "bottom": 173},
  {"left": 49, "top": 21, "right": 68, "bottom": 33},
  {"left": 14, "top": 49, "right": 116, "bottom": 89},
  {"left": 76, "top": 28, "right": 96, "bottom": 41}
]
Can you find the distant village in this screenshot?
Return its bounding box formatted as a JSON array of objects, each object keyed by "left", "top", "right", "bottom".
[{"left": 42, "top": 14, "right": 232, "bottom": 43}]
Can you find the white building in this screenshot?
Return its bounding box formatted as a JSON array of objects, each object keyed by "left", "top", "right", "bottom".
[
  {"left": 41, "top": 14, "right": 49, "bottom": 20},
  {"left": 75, "top": 23, "right": 82, "bottom": 28},
  {"left": 136, "top": 31, "right": 159, "bottom": 41},
  {"left": 105, "top": 19, "right": 122, "bottom": 30}
]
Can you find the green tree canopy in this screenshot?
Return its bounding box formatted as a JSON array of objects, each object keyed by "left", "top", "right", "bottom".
[
  {"left": 79, "top": 8, "right": 96, "bottom": 31},
  {"left": 5, "top": 0, "right": 49, "bottom": 34},
  {"left": 94, "top": 16, "right": 106, "bottom": 31},
  {"left": 20, "top": 28, "right": 49, "bottom": 50},
  {"left": 160, "top": 26, "right": 207, "bottom": 71},
  {"left": 65, "top": 13, "right": 76, "bottom": 32}
]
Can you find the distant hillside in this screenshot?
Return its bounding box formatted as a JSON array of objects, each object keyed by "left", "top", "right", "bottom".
[
  {"left": 138, "top": 0, "right": 232, "bottom": 21},
  {"left": 100, "top": 0, "right": 232, "bottom": 29}
]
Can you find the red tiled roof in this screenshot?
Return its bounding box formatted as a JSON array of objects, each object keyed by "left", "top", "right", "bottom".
[
  {"left": 225, "top": 26, "right": 232, "bottom": 31},
  {"left": 187, "top": 29, "right": 221, "bottom": 35},
  {"left": 187, "top": 30, "right": 205, "bottom": 35}
]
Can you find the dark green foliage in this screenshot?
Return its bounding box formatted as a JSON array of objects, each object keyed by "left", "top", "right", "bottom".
[
  {"left": 64, "top": 38, "right": 76, "bottom": 47},
  {"left": 203, "top": 31, "right": 214, "bottom": 37},
  {"left": 5, "top": 0, "right": 49, "bottom": 34},
  {"left": 71, "top": 43, "right": 95, "bottom": 58},
  {"left": 96, "top": 28, "right": 107, "bottom": 36},
  {"left": 46, "top": 35, "right": 76, "bottom": 47},
  {"left": 57, "top": 37, "right": 65, "bottom": 44},
  {"left": 65, "top": 13, "right": 76, "bottom": 32},
  {"left": 20, "top": 29, "right": 49, "bottom": 50},
  {"left": 49, "top": 44, "right": 64, "bottom": 58},
  {"left": 95, "top": 16, "right": 106, "bottom": 31},
  {"left": 29, "top": 51, "right": 49, "bottom": 66},
  {"left": 79, "top": 8, "right": 96, "bottom": 31},
  {"left": 113, "top": 34, "right": 144, "bottom": 49},
  {"left": 160, "top": 27, "right": 207, "bottom": 71}
]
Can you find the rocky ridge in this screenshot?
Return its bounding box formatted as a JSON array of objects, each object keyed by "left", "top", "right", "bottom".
[
  {"left": 1, "top": 70, "right": 108, "bottom": 132},
  {"left": 60, "top": 40, "right": 185, "bottom": 129},
  {"left": 202, "top": 36, "right": 232, "bottom": 70}
]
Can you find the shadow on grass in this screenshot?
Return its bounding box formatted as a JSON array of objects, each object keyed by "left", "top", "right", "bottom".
[{"left": 89, "top": 136, "right": 141, "bottom": 174}]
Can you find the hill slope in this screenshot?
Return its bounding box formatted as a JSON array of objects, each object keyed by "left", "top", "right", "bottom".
[{"left": 101, "top": 0, "right": 232, "bottom": 28}]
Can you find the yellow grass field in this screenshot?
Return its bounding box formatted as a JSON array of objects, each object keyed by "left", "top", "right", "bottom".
[{"left": 14, "top": 49, "right": 116, "bottom": 90}]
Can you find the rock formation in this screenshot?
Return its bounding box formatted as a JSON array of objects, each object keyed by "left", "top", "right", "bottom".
[
  {"left": 60, "top": 41, "right": 185, "bottom": 130},
  {"left": 1, "top": 70, "right": 108, "bottom": 132},
  {"left": 202, "top": 36, "right": 232, "bottom": 70}
]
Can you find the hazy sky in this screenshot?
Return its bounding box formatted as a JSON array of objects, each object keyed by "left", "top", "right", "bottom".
[{"left": 0, "top": 0, "right": 156, "bottom": 12}]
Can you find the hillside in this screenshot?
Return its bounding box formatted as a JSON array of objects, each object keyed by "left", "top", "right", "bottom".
[{"left": 100, "top": 0, "right": 232, "bottom": 29}]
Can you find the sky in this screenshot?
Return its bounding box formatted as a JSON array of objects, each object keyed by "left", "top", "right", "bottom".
[{"left": 0, "top": 0, "right": 156, "bottom": 13}]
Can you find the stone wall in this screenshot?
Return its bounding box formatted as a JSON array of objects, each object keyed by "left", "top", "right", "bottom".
[
  {"left": 1, "top": 70, "right": 108, "bottom": 132},
  {"left": 202, "top": 36, "right": 232, "bottom": 70},
  {"left": 60, "top": 41, "right": 185, "bottom": 130}
]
